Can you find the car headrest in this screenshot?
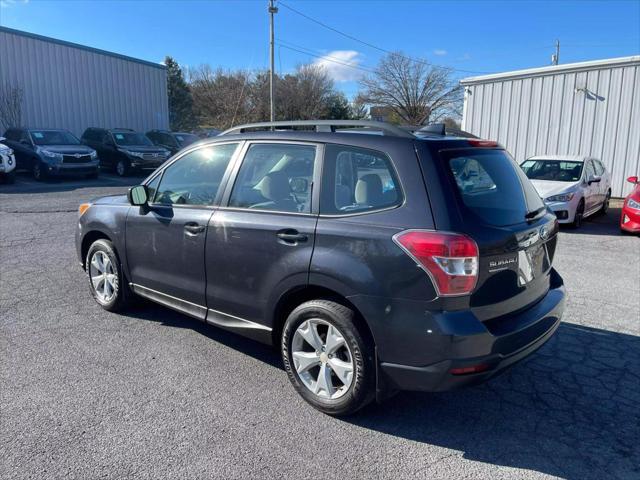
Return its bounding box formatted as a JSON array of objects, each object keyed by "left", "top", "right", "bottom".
[
  {"left": 259, "top": 171, "right": 291, "bottom": 201},
  {"left": 355, "top": 174, "right": 383, "bottom": 205}
]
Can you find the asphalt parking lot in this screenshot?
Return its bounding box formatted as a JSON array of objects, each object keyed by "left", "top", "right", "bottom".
[{"left": 1, "top": 172, "right": 639, "bottom": 480}]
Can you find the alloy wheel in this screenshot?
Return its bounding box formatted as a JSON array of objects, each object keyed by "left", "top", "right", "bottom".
[
  {"left": 89, "top": 250, "right": 118, "bottom": 303},
  {"left": 33, "top": 163, "right": 42, "bottom": 180},
  {"left": 116, "top": 160, "right": 126, "bottom": 176},
  {"left": 291, "top": 319, "right": 354, "bottom": 399}
]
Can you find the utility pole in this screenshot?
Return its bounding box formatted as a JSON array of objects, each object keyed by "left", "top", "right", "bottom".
[
  {"left": 269, "top": 0, "right": 278, "bottom": 123},
  {"left": 552, "top": 39, "right": 560, "bottom": 65}
]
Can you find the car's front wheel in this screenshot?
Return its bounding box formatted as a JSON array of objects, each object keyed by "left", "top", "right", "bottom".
[
  {"left": 571, "top": 199, "right": 585, "bottom": 228},
  {"left": 115, "top": 159, "right": 130, "bottom": 177},
  {"left": 281, "top": 299, "right": 375, "bottom": 416},
  {"left": 86, "top": 239, "right": 132, "bottom": 312},
  {"left": 32, "top": 161, "right": 46, "bottom": 181}
]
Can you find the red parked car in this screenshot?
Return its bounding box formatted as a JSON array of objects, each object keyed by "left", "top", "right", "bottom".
[{"left": 620, "top": 176, "right": 640, "bottom": 234}]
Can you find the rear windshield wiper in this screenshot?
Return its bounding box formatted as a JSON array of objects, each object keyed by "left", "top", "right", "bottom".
[{"left": 525, "top": 206, "right": 546, "bottom": 221}]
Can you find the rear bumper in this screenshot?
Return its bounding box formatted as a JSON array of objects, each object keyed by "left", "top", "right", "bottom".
[
  {"left": 0, "top": 153, "right": 16, "bottom": 173},
  {"left": 351, "top": 269, "right": 566, "bottom": 393}
]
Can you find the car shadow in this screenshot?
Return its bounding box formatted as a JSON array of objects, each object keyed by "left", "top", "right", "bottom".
[
  {"left": 349, "top": 322, "right": 639, "bottom": 480},
  {"left": 560, "top": 207, "right": 627, "bottom": 236},
  {"left": 124, "top": 301, "right": 282, "bottom": 369},
  {"left": 122, "top": 301, "right": 639, "bottom": 479},
  {"left": 0, "top": 171, "right": 146, "bottom": 195}
]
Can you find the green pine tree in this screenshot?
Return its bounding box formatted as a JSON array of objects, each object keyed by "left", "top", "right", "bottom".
[{"left": 165, "top": 56, "right": 196, "bottom": 130}]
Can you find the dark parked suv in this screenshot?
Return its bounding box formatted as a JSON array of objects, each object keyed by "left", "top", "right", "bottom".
[
  {"left": 81, "top": 128, "right": 170, "bottom": 176},
  {"left": 146, "top": 129, "right": 200, "bottom": 155},
  {"left": 76, "top": 120, "right": 566, "bottom": 415},
  {"left": 2, "top": 128, "right": 99, "bottom": 180}
]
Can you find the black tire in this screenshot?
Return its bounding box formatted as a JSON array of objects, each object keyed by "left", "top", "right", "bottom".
[
  {"left": 599, "top": 190, "right": 611, "bottom": 215},
  {"left": 571, "top": 199, "right": 584, "bottom": 229},
  {"left": 115, "top": 159, "right": 130, "bottom": 177},
  {"left": 32, "top": 161, "right": 47, "bottom": 181},
  {"left": 281, "top": 299, "right": 375, "bottom": 416},
  {"left": 85, "top": 239, "right": 133, "bottom": 312},
  {"left": 2, "top": 171, "right": 15, "bottom": 184}
]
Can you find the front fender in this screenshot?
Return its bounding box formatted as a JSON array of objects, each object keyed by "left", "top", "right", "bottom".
[{"left": 77, "top": 204, "right": 130, "bottom": 274}]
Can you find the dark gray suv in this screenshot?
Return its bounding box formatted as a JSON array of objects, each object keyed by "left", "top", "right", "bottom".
[{"left": 76, "top": 120, "right": 566, "bottom": 415}]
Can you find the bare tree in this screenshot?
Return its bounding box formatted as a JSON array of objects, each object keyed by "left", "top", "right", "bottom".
[
  {"left": 0, "top": 82, "right": 24, "bottom": 131},
  {"left": 358, "top": 52, "right": 462, "bottom": 125},
  {"left": 187, "top": 63, "right": 351, "bottom": 129},
  {"left": 276, "top": 64, "right": 335, "bottom": 120},
  {"left": 350, "top": 94, "right": 369, "bottom": 120},
  {"left": 188, "top": 65, "right": 252, "bottom": 129}
]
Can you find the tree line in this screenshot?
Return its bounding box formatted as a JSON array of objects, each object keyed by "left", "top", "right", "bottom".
[{"left": 165, "top": 52, "right": 462, "bottom": 132}]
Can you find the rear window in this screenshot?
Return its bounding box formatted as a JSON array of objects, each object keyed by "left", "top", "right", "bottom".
[
  {"left": 520, "top": 159, "right": 583, "bottom": 182},
  {"left": 444, "top": 149, "right": 544, "bottom": 227}
]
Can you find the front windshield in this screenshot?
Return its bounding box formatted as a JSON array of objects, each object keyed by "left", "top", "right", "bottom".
[
  {"left": 175, "top": 133, "right": 198, "bottom": 147},
  {"left": 30, "top": 130, "right": 80, "bottom": 146},
  {"left": 520, "top": 160, "right": 583, "bottom": 182},
  {"left": 112, "top": 132, "right": 153, "bottom": 146}
]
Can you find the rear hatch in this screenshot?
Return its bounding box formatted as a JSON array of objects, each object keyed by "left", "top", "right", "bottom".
[{"left": 419, "top": 140, "right": 559, "bottom": 321}]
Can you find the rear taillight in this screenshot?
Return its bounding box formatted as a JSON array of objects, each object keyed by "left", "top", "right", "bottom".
[{"left": 393, "top": 230, "right": 479, "bottom": 296}]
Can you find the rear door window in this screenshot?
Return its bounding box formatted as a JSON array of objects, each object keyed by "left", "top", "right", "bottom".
[
  {"left": 321, "top": 144, "right": 401, "bottom": 214},
  {"left": 444, "top": 149, "right": 544, "bottom": 227}
]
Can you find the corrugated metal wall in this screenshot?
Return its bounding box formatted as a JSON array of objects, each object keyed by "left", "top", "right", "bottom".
[
  {"left": 0, "top": 28, "right": 169, "bottom": 138},
  {"left": 461, "top": 57, "right": 640, "bottom": 197}
]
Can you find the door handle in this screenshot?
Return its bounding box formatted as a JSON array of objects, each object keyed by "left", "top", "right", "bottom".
[
  {"left": 184, "top": 223, "right": 206, "bottom": 235},
  {"left": 277, "top": 229, "right": 308, "bottom": 244}
]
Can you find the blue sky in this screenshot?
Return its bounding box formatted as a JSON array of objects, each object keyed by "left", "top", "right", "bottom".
[{"left": 1, "top": 0, "right": 639, "bottom": 98}]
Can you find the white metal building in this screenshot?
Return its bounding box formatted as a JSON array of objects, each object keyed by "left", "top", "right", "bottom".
[
  {"left": 461, "top": 56, "right": 640, "bottom": 197},
  {"left": 0, "top": 27, "right": 169, "bottom": 138}
]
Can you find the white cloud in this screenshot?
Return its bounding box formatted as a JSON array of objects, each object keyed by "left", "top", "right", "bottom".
[
  {"left": 0, "top": 0, "right": 29, "bottom": 7},
  {"left": 312, "top": 50, "right": 363, "bottom": 82},
  {"left": 433, "top": 49, "right": 448, "bottom": 56}
]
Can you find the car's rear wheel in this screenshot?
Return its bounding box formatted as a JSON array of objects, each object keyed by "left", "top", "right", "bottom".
[
  {"left": 281, "top": 299, "right": 375, "bottom": 416},
  {"left": 86, "top": 239, "right": 132, "bottom": 312},
  {"left": 115, "top": 159, "right": 130, "bottom": 177},
  {"left": 600, "top": 190, "right": 611, "bottom": 215},
  {"left": 571, "top": 200, "right": 584, "bottom": 229}
]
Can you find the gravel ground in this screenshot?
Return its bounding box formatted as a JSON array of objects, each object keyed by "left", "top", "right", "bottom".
[{"left": 1, "top": 173, "right": 639, "bottom": 480}]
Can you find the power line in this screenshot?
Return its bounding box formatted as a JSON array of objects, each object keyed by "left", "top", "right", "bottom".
[{"left": 278, "top": 0, "right": 492, "bottom": 75}]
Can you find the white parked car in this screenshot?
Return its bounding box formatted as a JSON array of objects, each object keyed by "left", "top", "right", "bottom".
[
  {"left": 0, "top": 137, "right": 16, "bottom": 183},
  {"left": 520, "top": 155, "right": 611, "bottom": 228}
]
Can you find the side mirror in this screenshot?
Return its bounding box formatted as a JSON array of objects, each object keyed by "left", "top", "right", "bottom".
[
  {"left": 128, "top": 185, "right": 148, "bottom": 206},
  {"left": 588, "top": 175, "right": 601, "bottom": 185},
  {"left": 20, "top": 139, "right": 32, "bottom": 146},
  {"left": 290, "top": 177, "right": 309, "bottom": 194},
  {"left": 627, "top": 176, "right": 639, "bottom": 184}
]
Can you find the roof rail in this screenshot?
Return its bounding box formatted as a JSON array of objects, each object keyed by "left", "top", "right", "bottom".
[
  {"left": 220, "top": 120, "right": 415, "bottom": 138},
  {"left": 403, "top": 123, "right": 479, "bottom": 139}
]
